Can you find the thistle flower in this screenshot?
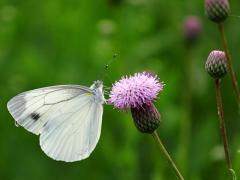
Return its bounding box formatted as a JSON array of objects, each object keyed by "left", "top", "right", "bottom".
[
  {"left": 109, "top": 72, "right": 184, "bottom": 179},
  {"left": 205, "top": 0, "right": 230, "bottom": 23},
  {"left": 183, "top": 16, "right": 202, "bottom": 44},
  {"left": 205, "top": 50, "right": 227, "bottom": 79},
  {"left": 109, "top": 72, "right": 164, "bottom": 133}
]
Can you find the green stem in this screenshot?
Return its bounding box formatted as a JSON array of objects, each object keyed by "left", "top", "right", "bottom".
[
  {"left": 152, "top": 131, "right": 185, "bottom": 180},
  {"left": 215, "top": 79, "right": 233, "bottom": 178},
  {"left": 177, "top": 46, "right": 193, "bottom": 176},
  {"left": 218, "top": 23, "right": 240, "bottom": 104}
]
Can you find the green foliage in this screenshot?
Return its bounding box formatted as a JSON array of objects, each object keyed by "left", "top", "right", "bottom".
[{"left": 0, "top": 0, "right": 240, "bottom": 179}]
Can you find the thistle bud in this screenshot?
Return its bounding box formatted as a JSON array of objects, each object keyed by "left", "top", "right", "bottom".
[
  {"left": 205, "top": 0, "right": 230, "bottom": 23},
  {"left": 183, "top": 16, "right": 202, "bottom": 44},
  {"left": 131, "top": 102, "right": 160, "bottom": 133},
  {"left": 205, "top": 50, "right": 227, "bottom": 79}
]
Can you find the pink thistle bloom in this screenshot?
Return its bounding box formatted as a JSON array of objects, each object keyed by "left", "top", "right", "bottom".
[{"left": 109, "top": 72, "right": 164, "bottom": 110}]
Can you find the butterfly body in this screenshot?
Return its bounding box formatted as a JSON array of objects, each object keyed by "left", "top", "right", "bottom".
[{"left": 7, "top": 81, "right": 104, "bottom": 162}]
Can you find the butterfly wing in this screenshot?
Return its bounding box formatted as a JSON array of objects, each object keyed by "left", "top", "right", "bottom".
[
  {"left": 40, "top": 97, "right": 103, "bottom": 162},
  {"left": 7, "top": 85, "right": 91, "bottom": 135},
  {"left": 7, "top": 85, "right": 104, "bottom": 162}
]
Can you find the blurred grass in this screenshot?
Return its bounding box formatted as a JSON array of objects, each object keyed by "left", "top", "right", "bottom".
[{"left": 0, "top": 0, "right": 240, "bottom": 179}]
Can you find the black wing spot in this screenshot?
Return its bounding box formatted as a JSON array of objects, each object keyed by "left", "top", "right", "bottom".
[{"left": 30, "top": 113, "right": 40, "bottom": 121}]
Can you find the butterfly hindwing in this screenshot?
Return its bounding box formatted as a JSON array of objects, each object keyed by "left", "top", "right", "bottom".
[{"left": 40, "top": 99, "right": 103, "bottom": 162}]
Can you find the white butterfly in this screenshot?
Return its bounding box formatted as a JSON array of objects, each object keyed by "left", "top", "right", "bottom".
[{"left": 7, "top": 80, "right": 105, "bottom": 162}]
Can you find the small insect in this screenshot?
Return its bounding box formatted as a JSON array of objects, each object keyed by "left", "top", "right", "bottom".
[{"left": 7, "top": 80, "right": 105, "bottom": 162}]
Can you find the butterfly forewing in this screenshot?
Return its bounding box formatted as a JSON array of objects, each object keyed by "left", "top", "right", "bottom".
[
  {"left": 7, "top": 84, "right": 104, "bottom": 162},
  {"left": 7, "top": 85, "right": 91, "bottom": 135}
]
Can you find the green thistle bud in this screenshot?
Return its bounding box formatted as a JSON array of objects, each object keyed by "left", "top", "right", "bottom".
[
  {"left": 205, "top": 50, "right": 227, "bottom": 79},
  {"left": 131, "top": 102, "right": 160, "bottom": 134},
  {"left": 205, "top": 0, "right": 230, "bottom": 23}
]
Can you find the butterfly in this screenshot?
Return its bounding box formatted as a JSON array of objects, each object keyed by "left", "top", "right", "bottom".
[{"left": 7, "top": 80, "right": 105, "bottom": 162}]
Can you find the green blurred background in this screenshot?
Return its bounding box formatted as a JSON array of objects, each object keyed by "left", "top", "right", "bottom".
[{"left": 1, "top": 0, "right": 240, "bottom": 179}]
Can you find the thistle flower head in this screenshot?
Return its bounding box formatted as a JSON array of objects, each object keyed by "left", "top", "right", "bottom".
[
  {"left": 109, "top": 72, "right": 164, "bottom": 109},
  {"left": 109, "top": 72, "right": 164, "bottom": 134},
  {"left": 205, "top": 50, "right": 227, "bottom": 79},
  {"left": 183, "top": 16, "right": 202, "bottom": 44},
  {"left": 205, "top": 0, "right": 230, "bottom": 23}
]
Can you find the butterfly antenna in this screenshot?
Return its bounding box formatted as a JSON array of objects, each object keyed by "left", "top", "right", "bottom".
[
  {"left": 99, "top": 53, "right": 119, "bottom": 82},
  {"left": 229, "top": 14, "right": 240, "bottom": 18}
]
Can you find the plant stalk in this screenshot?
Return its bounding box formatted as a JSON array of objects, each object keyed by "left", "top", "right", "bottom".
[
  {"left": 152, "top": 131, "right": 185, "bottom": 180},
  {"left": 218, "top": 23, "right": 240, "bottom": 104},
  {"left": 215, "top": 79, "right": 233, "bottom": 177}
]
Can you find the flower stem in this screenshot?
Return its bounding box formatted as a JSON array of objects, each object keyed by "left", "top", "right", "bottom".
[
  {"left": 152, "top": 131, "right": 184, "bottom": 180},
  {"left": 215, "top": 79, "right": 234, "bottom": 178},
  {"left": 218, "top": 23, "right": 240, "bottom": 104}
]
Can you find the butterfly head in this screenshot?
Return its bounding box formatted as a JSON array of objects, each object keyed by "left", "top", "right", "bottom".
[
  {"left": 91, "top": 80, "right": 103, "bottom": 90},
  {"left": 90, "top": 80, "right": 105, "bottom": 104}
]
